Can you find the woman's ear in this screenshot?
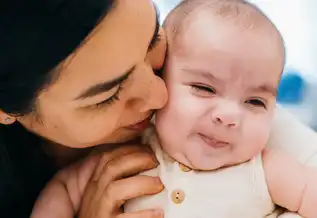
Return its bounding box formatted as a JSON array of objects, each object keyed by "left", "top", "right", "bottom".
[{"left": 0, "top": 110, "right": 16, "bottom": 125}]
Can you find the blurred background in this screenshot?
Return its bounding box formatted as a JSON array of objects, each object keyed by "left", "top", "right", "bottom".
[{"left": 154, "top": 0, "right": 317, "bottom": 130}]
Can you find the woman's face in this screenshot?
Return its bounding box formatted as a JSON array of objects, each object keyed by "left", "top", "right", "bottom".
[{"left": 18, "top": 0, "right": 168, "bottom": 148}]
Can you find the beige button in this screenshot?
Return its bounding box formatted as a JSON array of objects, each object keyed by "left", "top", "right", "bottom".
[
  {"left": 179, "top": 163, "right": 192, "bottom": 172},
  {"left": 171, "top": 189, "right": 185, "bottom": 204}
]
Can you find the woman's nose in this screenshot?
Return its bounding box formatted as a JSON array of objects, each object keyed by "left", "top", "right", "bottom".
[
  {"left": 129, "top": 66, "right": 168, "bottom": 113},
  {"left": 140, "top": 75, "right": 168, "bottom": 112}
]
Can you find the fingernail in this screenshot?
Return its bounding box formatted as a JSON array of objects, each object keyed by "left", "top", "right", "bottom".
[
  {"left": 151, "top": 154, "right": 159, "bottom": 163},
  {"left": 155, "top": 177, "right": 162, "bottom": 184},
  {"left": 155, "top": 177, "right": 164, "bottom": 190}
]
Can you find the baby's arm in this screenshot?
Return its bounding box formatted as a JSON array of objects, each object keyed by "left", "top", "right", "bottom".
[
  {"left": 31, "top": 154, "right": 98, "bottom": 218},
  {"left": 31, "top": 177, "right": 75, "bottom": 218},
  {"left": 263, "top": 148, "right": 317, "bottom": 218}
]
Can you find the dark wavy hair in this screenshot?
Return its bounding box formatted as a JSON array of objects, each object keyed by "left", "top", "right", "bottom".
[
  {"left": 0, "top": 0, "right": 115, "bottom": 116},
  {"left": 0, "top": 0, "right": 115, "bottom": 216}
]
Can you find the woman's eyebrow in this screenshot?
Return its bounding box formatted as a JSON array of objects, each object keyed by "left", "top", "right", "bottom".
[
  {"left": 74, "top": 66, "right": 134, "bottom": 100},
  {"left": 75, "top": 4, "right": 159, "bottom": 101}
]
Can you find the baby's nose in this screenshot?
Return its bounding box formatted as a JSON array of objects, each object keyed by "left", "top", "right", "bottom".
[
  {"left": 212, "top": 115, "right": 239, "bottom": 128},
  {"left": 211, "top": 105, "right": 241, "bottom": 128}
]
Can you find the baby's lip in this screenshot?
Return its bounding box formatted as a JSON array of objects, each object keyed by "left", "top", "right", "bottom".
[{"left": 199, "top": 133, "right": 230, "bottom": 148}]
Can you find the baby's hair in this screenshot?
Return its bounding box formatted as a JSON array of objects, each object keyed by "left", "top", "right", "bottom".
[{"left": 164, "top": 0, "right": 284, "bottom": 51}]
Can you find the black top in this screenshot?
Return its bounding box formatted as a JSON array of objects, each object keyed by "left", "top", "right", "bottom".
[{"left": 0, "top": 123, "right": 56, "bottom": 217}]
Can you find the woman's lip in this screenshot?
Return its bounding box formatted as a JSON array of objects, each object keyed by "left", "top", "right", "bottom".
[{"left": 126, "top": 116, "right": 152, "bottom": 131}]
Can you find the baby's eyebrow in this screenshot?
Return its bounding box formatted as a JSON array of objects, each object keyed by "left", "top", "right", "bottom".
[
  {"left": 181, "top": 68, "right": 223, "bottom": 83},
  {"left": 251, "top": 84, "right": 277, "bottom": 96}
]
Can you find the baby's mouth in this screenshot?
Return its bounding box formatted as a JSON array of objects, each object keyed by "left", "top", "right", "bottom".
[{"left": 199, "top": 133, "right": 229, "bottom": 149}]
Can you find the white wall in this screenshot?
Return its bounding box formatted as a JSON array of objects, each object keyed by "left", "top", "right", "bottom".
[{"left": 250, "top": 0, "right": 317, "bottom": 79}]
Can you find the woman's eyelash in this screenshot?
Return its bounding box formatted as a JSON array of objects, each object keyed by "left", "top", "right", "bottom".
[
  {"left": 148, "top": 33, "right": 161, "bottom": 52},
  {"left": 191, "top": 84, "right": 216, "bottom": 94},
  {"left": 93, "top": 84, "right": 123, "bottom": 109}
]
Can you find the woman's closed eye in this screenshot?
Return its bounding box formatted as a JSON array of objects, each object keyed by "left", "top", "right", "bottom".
[
  {"left": 94, "top": 84, "right": 124, "bottom": 108},
  {"left": 190, "top": 84, "right": 216, "bottom": 97},
  {"left": 148, "top": 33, "right": 162, "bottom": 52},
  {"left": 85, "top": 83, "right": 125, "bottom": 111},
  {"left": 245, "top": 98, "right": 267, "bottom": 109}
]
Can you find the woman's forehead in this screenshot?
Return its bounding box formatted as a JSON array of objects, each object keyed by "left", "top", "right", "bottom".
[{"left": 42, "top": 0, "right": 158, "bottom": 102}]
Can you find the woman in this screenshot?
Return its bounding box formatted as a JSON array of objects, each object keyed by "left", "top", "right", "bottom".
[
  {"left": 0, "top": 0, "right": 316, "bottom": 217},
  {"left": 2, "top": 0, "right": 166, "bottom": 217}
]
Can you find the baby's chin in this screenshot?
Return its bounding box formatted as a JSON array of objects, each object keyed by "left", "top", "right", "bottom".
[
  {"left": 189, "top": 160, "right": 228, "bottom": 171},
  {"left": 189, "top": 155, "right": 258, "bottom": 171},
  {"left": 174, "top": 153, "right": 230, "bottom": 171}
]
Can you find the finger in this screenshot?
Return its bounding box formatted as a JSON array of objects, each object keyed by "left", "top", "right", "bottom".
[
  {"left": 80, "top": 146, "right": 142, "bottom": 217},
  {"left": 93, "top": 144, "right": 152, "bottom": 181},
  {"left": 116, "top": 209, "right": 164, "bottom": 218},
  {"left": 81, "top": 146, "right": 157, "bottom": 215},
  {"left": 97, "top": 150, "right": 159, "bottom": 184},
  {"left": 93, "top": 145, "right": 143, "bottom": 180},
  {"left": 103, "top": 175, "right": 164, "bottom": 209},
  {"left": 92, "top": 151, "right": 159, "bottom": 203}
]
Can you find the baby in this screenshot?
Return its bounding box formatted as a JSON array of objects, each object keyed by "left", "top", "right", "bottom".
[{"left": 125, "top": 0, "right": 317, "bottom": 217}]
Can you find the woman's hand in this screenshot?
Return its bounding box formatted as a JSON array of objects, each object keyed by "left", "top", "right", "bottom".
[
  {"left": 78, "top": 144, "right": 164, "bottom": 218},
  {"left": 31, "top": 144, "right": 164, "bottom": 218}
]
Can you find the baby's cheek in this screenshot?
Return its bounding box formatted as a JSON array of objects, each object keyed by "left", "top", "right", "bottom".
[
  {"left": 239, "top": 117, "right": 271, "bottom": 157},
  {"left": 155, "top": 108, "right": 172, "bottom": 137},
  {"left": 246, "top": 114, "right": 271, "bottom": 140},
  {"left": 156, "top": 109, "right": 179, "bottom": 145},
  {"left": 249, "top": 124, "right": 270, "bottom": 152}
]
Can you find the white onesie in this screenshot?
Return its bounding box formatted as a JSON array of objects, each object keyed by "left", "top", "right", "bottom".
[{"left": 125, "top": 127, "right": 279, "bottom": 218}]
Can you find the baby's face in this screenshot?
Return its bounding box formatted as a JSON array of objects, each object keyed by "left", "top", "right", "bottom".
[{"left": 156, "top": 15, "right": 284, "bottom": 170}]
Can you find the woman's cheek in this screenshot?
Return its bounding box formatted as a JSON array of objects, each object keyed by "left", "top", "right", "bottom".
[
  {"left": 70, "top": 112, "right": 117, "bottom": 143},
  {"left": 147, "top": 29, "right": 167, "bottom": 69}
]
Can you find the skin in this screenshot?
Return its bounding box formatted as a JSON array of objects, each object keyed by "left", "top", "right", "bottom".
[
  {"left": 156, "top": 10, "right": 285, "bottom": 170},
  {"left": 263, "top": 147, "right": 317, "bottom": 217},
  {"left": 0, "top": 0, "right": 168, "bottom": 150}
]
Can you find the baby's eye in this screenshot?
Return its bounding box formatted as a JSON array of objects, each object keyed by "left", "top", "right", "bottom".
[
  {"left": 191, "top": 84, "right": 216, "bottom": 94},
  {"left": 245, "top": 98, "right": 267, "bottom": 109}
]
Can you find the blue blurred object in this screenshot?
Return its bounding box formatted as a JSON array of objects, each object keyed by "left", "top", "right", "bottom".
[{"left": 277, "top": 71, "right": 306, "bottom": 104}]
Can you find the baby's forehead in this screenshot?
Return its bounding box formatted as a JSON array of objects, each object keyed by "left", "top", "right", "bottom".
[{"left": 164, "top": 0, "right": 283, "bottom": 51}]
